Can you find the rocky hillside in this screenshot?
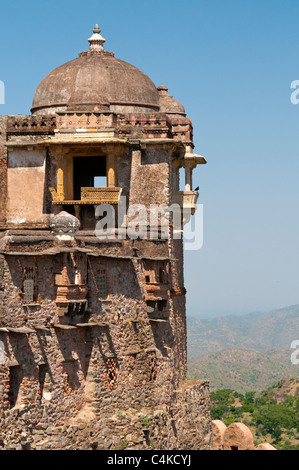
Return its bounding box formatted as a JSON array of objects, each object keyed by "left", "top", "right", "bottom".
[
  {"left": 188, "top": 348, "right": 299, "bottom": 393},
  {"left": 186, "top": 305, "right": 299, "bottom": 393},
  {"left": 187, "top": 304, "right": 299, "bottom": 358}
]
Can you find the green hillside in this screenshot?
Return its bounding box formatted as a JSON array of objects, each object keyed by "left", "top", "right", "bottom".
[
  {"left": 188, "top": 348, "right": 299, "bottom": 394},
  {"left": 186, "top": 305, "right": 299, "bottom": 392},
  {"left": 210, "top": 379, "right": 299, "bottom": 450}
]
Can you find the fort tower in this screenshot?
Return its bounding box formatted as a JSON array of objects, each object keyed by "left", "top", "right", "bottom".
[{"left": 0, "top": 26, "right": 211, "bottom": 450}]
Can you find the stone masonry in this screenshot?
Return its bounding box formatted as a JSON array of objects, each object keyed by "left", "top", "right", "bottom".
[
  {"left": 0, "top": 25, "right": 210, "bottom": 450},
  {"left": 211, "top": 421, "right": 276, "bottom": 451}
]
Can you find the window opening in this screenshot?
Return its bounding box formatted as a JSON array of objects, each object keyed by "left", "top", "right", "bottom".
[
  {"left": 94, "top": 176, "right": 107, "bottom": 187},
  {"left": 97, "top": 271, "right": 108, "bottom": 299},
  {"left": 149, "top": 353, "right": 157, "bottom": 381},
  {"left": 158, "top": 267, "right": 165, "bottom": 283},
  {"left": 23, "top": 268, "right": 35, "bottom": 303},
  {"left": 8, "top": 365, "right": 23, "bottom": 408},
  {"left": 73, "top": 156, "right": 107, "bottom": 200},
  {"left": 157, "top": 300, "right": 167, "bottom": 311},
  {"left": 104, "top": 358, "right": 118, "bottom": 390}
]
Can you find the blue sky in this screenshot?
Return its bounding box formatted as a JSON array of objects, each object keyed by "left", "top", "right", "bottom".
[{"left": 1, "top": 0, "right": 299, "bottom": 317}]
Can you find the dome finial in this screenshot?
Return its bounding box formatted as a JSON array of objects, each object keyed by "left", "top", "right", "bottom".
[{"left": 88, "top": 24, "right": 106, "bottom": 52}]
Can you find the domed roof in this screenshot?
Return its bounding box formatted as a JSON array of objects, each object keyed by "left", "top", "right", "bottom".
[
  {"left": 31, "top": 25, "right": 160, "bottom": 115},
  {"left": 157, "top": 85, "right": 186, "bottom": 116}
]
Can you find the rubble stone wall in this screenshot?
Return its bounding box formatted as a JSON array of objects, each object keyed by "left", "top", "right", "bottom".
[
  {"left": 0, "top": 116, "right": 8, "bottom": 224},
  {"left": 0, "top": 252, "right": 212, "bottom": 450}
]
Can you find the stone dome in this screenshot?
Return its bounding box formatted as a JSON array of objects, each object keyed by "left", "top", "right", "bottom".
[
  {"left": 50, "top": 211, "right": 80, "bottom": 240},
  {"left": 31, "top": 26, "right": 160, "bottom": 116},
  {"left": 157, "top": 86, "right": 186, "bottom": 116}
]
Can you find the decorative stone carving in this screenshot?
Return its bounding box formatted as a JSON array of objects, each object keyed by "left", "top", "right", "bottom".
[{"left": 49, "top": 211, "right": 80, "bottom": 240}]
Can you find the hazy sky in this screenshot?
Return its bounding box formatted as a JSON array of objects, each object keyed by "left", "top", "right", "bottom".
[{"left": 0, "top": 0, "right": 299, "bottom": 317}]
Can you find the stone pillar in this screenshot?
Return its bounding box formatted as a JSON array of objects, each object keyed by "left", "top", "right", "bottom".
[
  {"left": 128, "top": 148, "right": 142, "bottom": 207},
  {"left": 57, "top": 168, "right": 65, "bottom": 202},
  {"left": 172, "top": 160, "right": 181, "bottom": 192},
  {"left": 184, "top": 162, "right": 194, "bottom": 191},
  {"left": 0, "top": 117, "right": 8, "bottom": 224},
  {"left": 107, "top": 155, "right": 117, "bottom": 188}
]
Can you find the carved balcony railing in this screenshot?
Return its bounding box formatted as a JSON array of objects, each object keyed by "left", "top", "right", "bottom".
[
  {"left": 56, "top": 285, "right": 88, "bottom": 304},
  {"left": 50, "top": 187, "right": 122, "bottom": 205},
  {"left": 81, "top": 187, "right": 121, "bottom": 204}
]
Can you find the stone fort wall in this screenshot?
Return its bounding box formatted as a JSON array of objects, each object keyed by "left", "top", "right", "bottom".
[{"left": 0, "top": 250, "right": 212, "bottom": 450}]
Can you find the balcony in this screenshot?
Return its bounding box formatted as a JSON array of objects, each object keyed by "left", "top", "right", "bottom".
[
  {"left": 51, "top": 187, "right": 122, "bottom": 205},
  {"left": 81, "top": 187, "right": 121, "bottom": 204},
  {"left": 173, "top": 190, "right": 199, "bottom": 215},
  {"left": 145, "top": 283, "right": 169, "bottom": 301},
  {"left": 56, "top": 285, "right": 88, "bottom": 303}
]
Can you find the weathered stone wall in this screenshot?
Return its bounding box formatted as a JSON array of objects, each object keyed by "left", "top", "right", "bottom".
[
  {"left": 6, "top": 148, "right": 48, "bottom": 225},
  {"left": 0, "top": 378, "right": 211, "bottom": 450},
  {"left": 129, "top": 146, "right": 170, "bottom": 208},
  {"left": 169, "top": 295, "right": 187, "bottom": 387},
  {"left": 0, "top": 116, "right": 8, "bottom": 225},
  {"left": 0, "top": 252, "right": 186, "bottom": 405},
  {"left": 0, "top": 250, "right": 211, "bottom": 450},
  {"left": 0, "top": 100, "right": 210, "bottom": 450}
]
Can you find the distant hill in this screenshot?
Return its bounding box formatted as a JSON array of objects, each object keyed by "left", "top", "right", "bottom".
[
  {"left": 186, "top": 305, "right": 299, "bottom": 393},
  {"left": 187, "top": 304, "right": 299, "bottom": 357},
  {"left": 188, "top": 348, "right": 299, "bottom": 394}
]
